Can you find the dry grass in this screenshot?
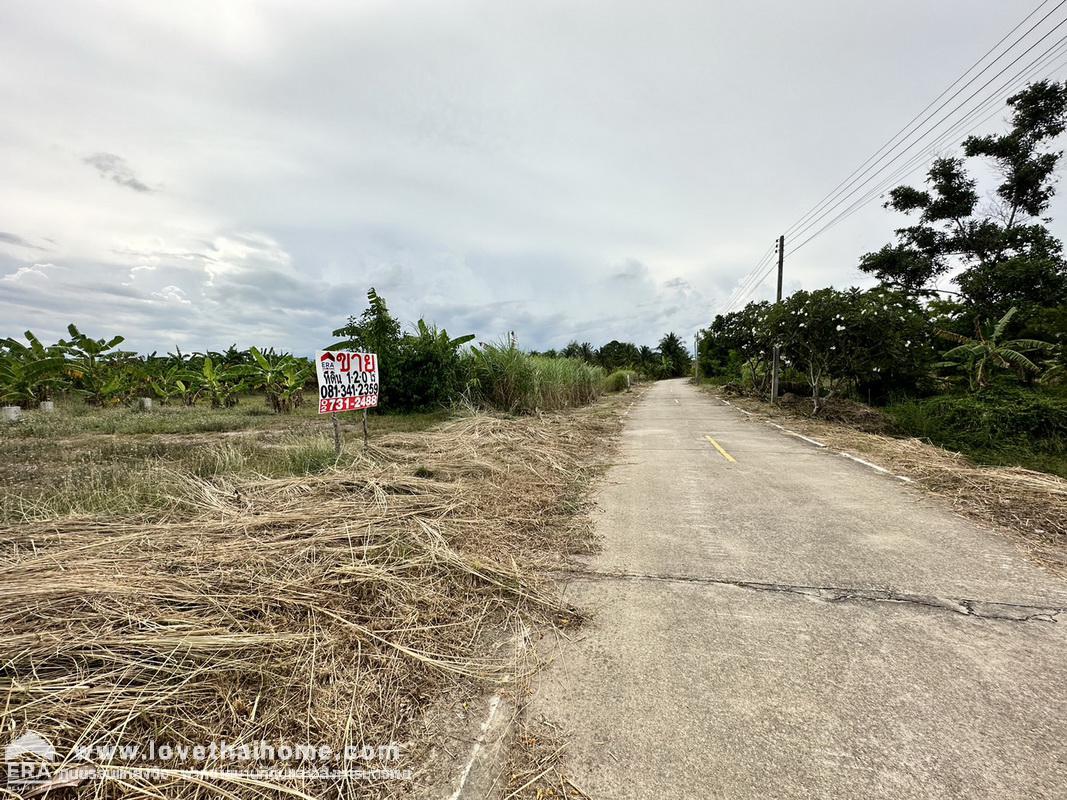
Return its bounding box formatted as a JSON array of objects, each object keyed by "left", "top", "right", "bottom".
[
  {"left": 0, "top": 407, "right": 449, "bottom": 519},
  {"left": 0, "top": 399, "right": 628, "bottom": 799},
  {"left": 718, "top": 391, "right": 1067, "bottom": 570},
  {"left": 498, "top": 713, "right": 584, "bottom": 800}
]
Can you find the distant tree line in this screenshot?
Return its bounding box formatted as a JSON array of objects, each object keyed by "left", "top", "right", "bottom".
[
  {"left": 3, "top": 289, "right": 689, "bottom": 418},
  {"left": 532, "top": 332, "right": 692, "bottom": 380}
]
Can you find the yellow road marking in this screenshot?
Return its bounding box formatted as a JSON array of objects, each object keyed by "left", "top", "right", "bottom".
[{"left": 705, "top": 435, "right": 737, "bottom": 463}]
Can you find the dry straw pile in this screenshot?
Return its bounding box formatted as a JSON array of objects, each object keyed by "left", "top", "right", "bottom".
[{"left": 1, "top": 405, "right": 622, "bottom": 799}]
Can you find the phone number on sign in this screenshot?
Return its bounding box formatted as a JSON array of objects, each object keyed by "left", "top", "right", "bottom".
[{"left": 319, "top": 395, "right": 379, "bottom": 413}]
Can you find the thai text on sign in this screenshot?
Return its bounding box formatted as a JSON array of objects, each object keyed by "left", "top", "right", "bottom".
[{"left": 316, "top": 350, "right": 379, "bottom": 413}]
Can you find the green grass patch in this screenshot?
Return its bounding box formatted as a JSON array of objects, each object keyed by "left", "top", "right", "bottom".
[
  {"left": 7, "top": 398, "right": 295, "bottom": 437},
  {"left": 0, "top": 404, "right": 451, "bottom": 521},
  {"left": 887, "top": 388, "right": 1067, "bottom": 478},
  {"left": 3, "top": 397, "right": 449, "bottom": 439}
]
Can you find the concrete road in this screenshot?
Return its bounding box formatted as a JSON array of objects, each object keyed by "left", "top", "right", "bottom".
[{"left": 531, "top": 379, "right": 1067, "bottom": 799}]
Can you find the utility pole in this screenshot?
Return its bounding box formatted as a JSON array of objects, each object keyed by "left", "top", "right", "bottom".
[
  {"left": 770, "top": 234, "right": 784, "bottom": 403},
  {"left": 693, "top": 332, "right": 700, "bottom": 381}
]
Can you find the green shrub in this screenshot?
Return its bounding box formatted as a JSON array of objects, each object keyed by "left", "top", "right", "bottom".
[
  {"left": 330, "top": 291, "right": 474, "bottom": 412},
  {"left": 390, "top": 323, "right": 474, "bottom": 411},
  {"left": 888, "top": 388, "right": 1067, "bottom": 475},
  {"left": 468, "top": 345, "right": 604, "bottom": 413},
  {"left": 604, "top": 370, "right": 635, "bottom": 392}
]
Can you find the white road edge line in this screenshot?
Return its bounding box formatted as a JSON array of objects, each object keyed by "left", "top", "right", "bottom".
[
  {"left": 719, "top": 397, "right": 914, "bottom": 484},
  {"left": 448, "top": 694, "right": 502, "bottom": 800},
  {"left": 720, "top": 399, "right": 753, "bottom": 417},
  {"left": 837, "top": 452, "right": 914, "bottom": 483},
  {"left": 837, "top": 451, "right": 889, "bottom": 474},
  {"left": 778, "top": 427, "right": 827, "bottom": 448}
]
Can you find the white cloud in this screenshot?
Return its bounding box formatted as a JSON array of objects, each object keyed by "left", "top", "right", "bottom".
[
  {"left": 2, "top": 263, "right": 54, "bottom": 282},
  {"left": 127, "top": 264, "right": 157, "bottom": 282},
  {"left": 0, "top": 1, "right": 1059, "bottom": 351},
  {"left": 204, "top": 233, "right": 292, "bottom": 285},
  {"left": 151, "top": 285, "right": 191, "bottom": 305}
]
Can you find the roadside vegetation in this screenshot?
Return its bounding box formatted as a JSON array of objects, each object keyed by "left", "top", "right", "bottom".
[
  {"left": 0, "top": 283, "right": 672, "bottom": 526},
  {"left": 697, "top": 81, "right": 1067, "bottom": 479},
  {"left": 1, "top": 288, "right": 668, "bottom": 425},
  {"left": 467, "top": 344, "right": 605, "bottom": 413}
]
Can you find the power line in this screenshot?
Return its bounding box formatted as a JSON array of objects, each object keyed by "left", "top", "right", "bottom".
[
  {"left": 789, "top": 30, "right": 1067, "bottom": 254},
  {"left": 719, "top": 1, "right": 1067, "bottom": 315},
  {"left": 725, "top": 241, "right": 784, "bottom": 313},
  {"left": 722, "top": 244, "right": 775, "bottom": 312},
  {"left": 783, "top": 0, "right": 1066, "bottom": 241},
  {"left": 725, "top": 243, "right": 782, "bottom": 313},
  {"left": 728, "top": 36, "right": 1067, "bottom": 313},
  {"left": 790, "top": 38, "right": 1067, "bottom": 253},
  {"left": 726, "top": 257, "right": 781, "bottom": 313},
  {"left": 785, "top": 15, "right": 1067, "bottom": 246}
]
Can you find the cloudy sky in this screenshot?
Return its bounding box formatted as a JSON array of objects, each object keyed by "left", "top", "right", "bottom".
[{"left": 2, "top": 0, "right": 1064, "bottom": 354}]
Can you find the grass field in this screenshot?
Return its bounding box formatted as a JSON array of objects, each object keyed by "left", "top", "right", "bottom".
[{"left": 1, "top": 395, "right": 447, "bottom": 521}]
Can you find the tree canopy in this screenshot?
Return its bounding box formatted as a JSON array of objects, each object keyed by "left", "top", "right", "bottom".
[{"left": 859, "top": 80, "right": 1067, "bottom": 327}]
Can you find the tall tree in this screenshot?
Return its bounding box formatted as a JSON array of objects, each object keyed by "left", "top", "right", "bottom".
[
  {"left": 596, "top": 340, "right": 641, "bottom": 371},
  {"left": 561, "top": 340, "right": 595, "bottom": 362},
  {"left": 332, "top": 288, "right": 402, "bottom": 354},
  {"left": 657, "top": 332, "right": 692, "bottom": 378},
  {"left": 859, "top": 81, "right": 1067, "bottom": 323}
]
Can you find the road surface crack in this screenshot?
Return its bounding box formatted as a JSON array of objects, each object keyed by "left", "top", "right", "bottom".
[{"left": 558, "top": 568, "right": 1064, "bottom": 623}]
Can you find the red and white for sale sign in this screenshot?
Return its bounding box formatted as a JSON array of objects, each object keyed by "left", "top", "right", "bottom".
[{"left": 316, "top": 350, "right": 379, "bottom": 414}]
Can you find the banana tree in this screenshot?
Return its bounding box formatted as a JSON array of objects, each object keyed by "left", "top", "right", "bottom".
[
  {"left": 273, "top": 359, "right": 313, "bottom": 412},
  {"left": 0, "top": 331, "right": 67, "bottom": 406},
  {"left": 62, "top": 324, "right": 134, "bottom": 405},
  {"left": 937, "top": 307, "right": 1051, "bottom": 390},
  {"left": 414, "top": 319, "right": 476, "bottom": 351},
  {"left": 194, "top": 357, "right": 245, "bottom": 408},
  {"left": 240, "top": 347, "right": 311, "bottom": 413},
  {"left": 147, "top": 363, "right": 199, "bottom": 405}
]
